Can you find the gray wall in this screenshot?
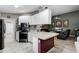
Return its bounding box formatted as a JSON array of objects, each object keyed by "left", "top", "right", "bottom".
[{"left": 53, "top": 11, "right": 79, "bottom": 34}]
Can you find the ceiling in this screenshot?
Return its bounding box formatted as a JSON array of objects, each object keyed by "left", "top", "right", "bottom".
[{"left": 0, "top": 5, "right": 79, "bottom": 16}]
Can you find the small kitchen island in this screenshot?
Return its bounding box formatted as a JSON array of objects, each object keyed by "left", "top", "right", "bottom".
[{"left": 32, "top": 32, "right": 59, "bottom": 53}]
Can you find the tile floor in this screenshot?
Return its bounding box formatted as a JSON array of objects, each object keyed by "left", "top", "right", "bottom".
[
  {"left": 0, "top": 40, "right": 33, "bottom": 53},
  {"left": 0, "top": 37, "right": 76, "bottom": 53},
  {"left": 48, "top": 37, "right": 76, "bottom": 53}
]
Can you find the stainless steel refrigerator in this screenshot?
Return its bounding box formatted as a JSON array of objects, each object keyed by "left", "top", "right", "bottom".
[{"left": 0, "top": 19, "right": 5, "bottom": 50}]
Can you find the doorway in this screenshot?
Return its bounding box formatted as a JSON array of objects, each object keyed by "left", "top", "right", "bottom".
[{"left": 4, "top": 19, "right": 16, "bottom": 43}]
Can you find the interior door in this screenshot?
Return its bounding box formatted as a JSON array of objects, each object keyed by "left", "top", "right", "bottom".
[{"left": 4, "top": 19, "right": 16, "bottom": 43}]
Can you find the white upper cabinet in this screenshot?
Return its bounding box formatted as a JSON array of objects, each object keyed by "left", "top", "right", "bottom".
[
  {"left": 38, "top": 9, "right": 51, "bottom": 24},
  {"left": 31, "top": 9, "right": 51, "bottom": 25},
  {"left": 31, "top": 13, "right": 39, "bottom": 25},
  {"left": 19, "top": 9, "right": 51, "bottom": 25},
  {"left": 19, "top": 15, "right": 31, "bottom": 25}
]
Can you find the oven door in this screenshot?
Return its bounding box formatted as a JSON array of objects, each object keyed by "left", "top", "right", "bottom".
[{"left": 19, "top": 32, "right": 28, "bottom": 42}]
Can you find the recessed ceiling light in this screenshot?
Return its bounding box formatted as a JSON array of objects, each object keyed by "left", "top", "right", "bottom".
[
  {"left": 19, "top": 10, "right": 25, "bottom": 12},
  {"left": 14, "top": 5, "right": 20, "bottom": 8}
]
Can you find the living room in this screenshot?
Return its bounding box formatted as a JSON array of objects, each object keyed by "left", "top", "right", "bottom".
[
  {"left": 0, "top": 5, "right": 79, "bottom": 53},
  {"left": 1, "top": 0, "right": 79, "bottom": 59},
  {"left": 49, "top": 10, "right": 79, "bottom": 53},
  {"left": 36, "top": 6, "right": 79, "bottom": 53}
]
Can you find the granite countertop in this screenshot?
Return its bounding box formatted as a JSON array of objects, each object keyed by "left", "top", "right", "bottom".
[{"left": 38, "top": 32, "right": 59, "bottom": 40}]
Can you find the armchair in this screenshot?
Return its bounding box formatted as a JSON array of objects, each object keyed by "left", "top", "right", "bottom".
[{"left": 57, "top": 29, "right": 70, "bottom": 40}]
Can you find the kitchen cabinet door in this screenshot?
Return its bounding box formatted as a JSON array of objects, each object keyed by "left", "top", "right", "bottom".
[
  {"left": 19, "top": 9, "right": 51, "bottom": 25},
  {"left": 38, "top": 9, "right": 51, "bottom": 24},
  {"left": 31, "top": 14, "right": 39, "bottom": 25},
  {"left": 30, "top": 15, "right": 35, "bottom": 25},
  {"left": 19, "top": 16, "right": 31, "bottom": 25},
  {"left": 30, "top": 9, "right": 51, "bottom": 25},
  {"left": 34, "top": 13, "right": 40, "bottom": 25}
]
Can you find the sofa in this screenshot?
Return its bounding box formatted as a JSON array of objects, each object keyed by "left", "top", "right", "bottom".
[{"left": 57, "top": 29, "right": 70, "bottom": 40}]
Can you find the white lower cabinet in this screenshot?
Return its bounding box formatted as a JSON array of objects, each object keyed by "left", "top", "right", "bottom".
[
  {"left": 28, "top": 32, "right": 33, "bottom": 43},
  {"left": 16, "top": 31, "right": 19, "bottom": 42}
]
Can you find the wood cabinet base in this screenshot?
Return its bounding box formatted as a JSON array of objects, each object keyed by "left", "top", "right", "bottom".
[{"left": 38, "top": 37, "right": 54, "bottom": 53}]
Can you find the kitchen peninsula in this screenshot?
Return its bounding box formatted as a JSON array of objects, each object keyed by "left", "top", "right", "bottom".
[{"left": 32, "top": 32, "right": 59, "bottom": 53}]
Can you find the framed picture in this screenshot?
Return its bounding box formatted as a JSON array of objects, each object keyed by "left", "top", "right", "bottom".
[
  {"left": 63, "top": 19, "right": 69, "bottom": 27},
  {"left": 55, "top": 19, "right": 62, "bottom": 27},
  {"left": 52, "top": 21, "right": 55, "bottom": 27}
]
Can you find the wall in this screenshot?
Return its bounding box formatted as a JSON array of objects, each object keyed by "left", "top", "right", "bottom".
[
  {"left": 0, "top": 13, "right": 20, "bottom": 41},
  {"left": 0, "top": 13, "right": 19, "bottom": 19},
  {"left": 4, "top": 19, "right": 16, "bottom": 43},
  {"left": 0, "top": 13, "right": 20, "bottom": 31},
  {"left": 52, "top": 11, "right": 79, "bottom": 34}
]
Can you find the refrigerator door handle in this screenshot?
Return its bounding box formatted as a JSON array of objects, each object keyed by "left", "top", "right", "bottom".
[{"left": 4, "top": 23, "right": 6, "bottom": 33}]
